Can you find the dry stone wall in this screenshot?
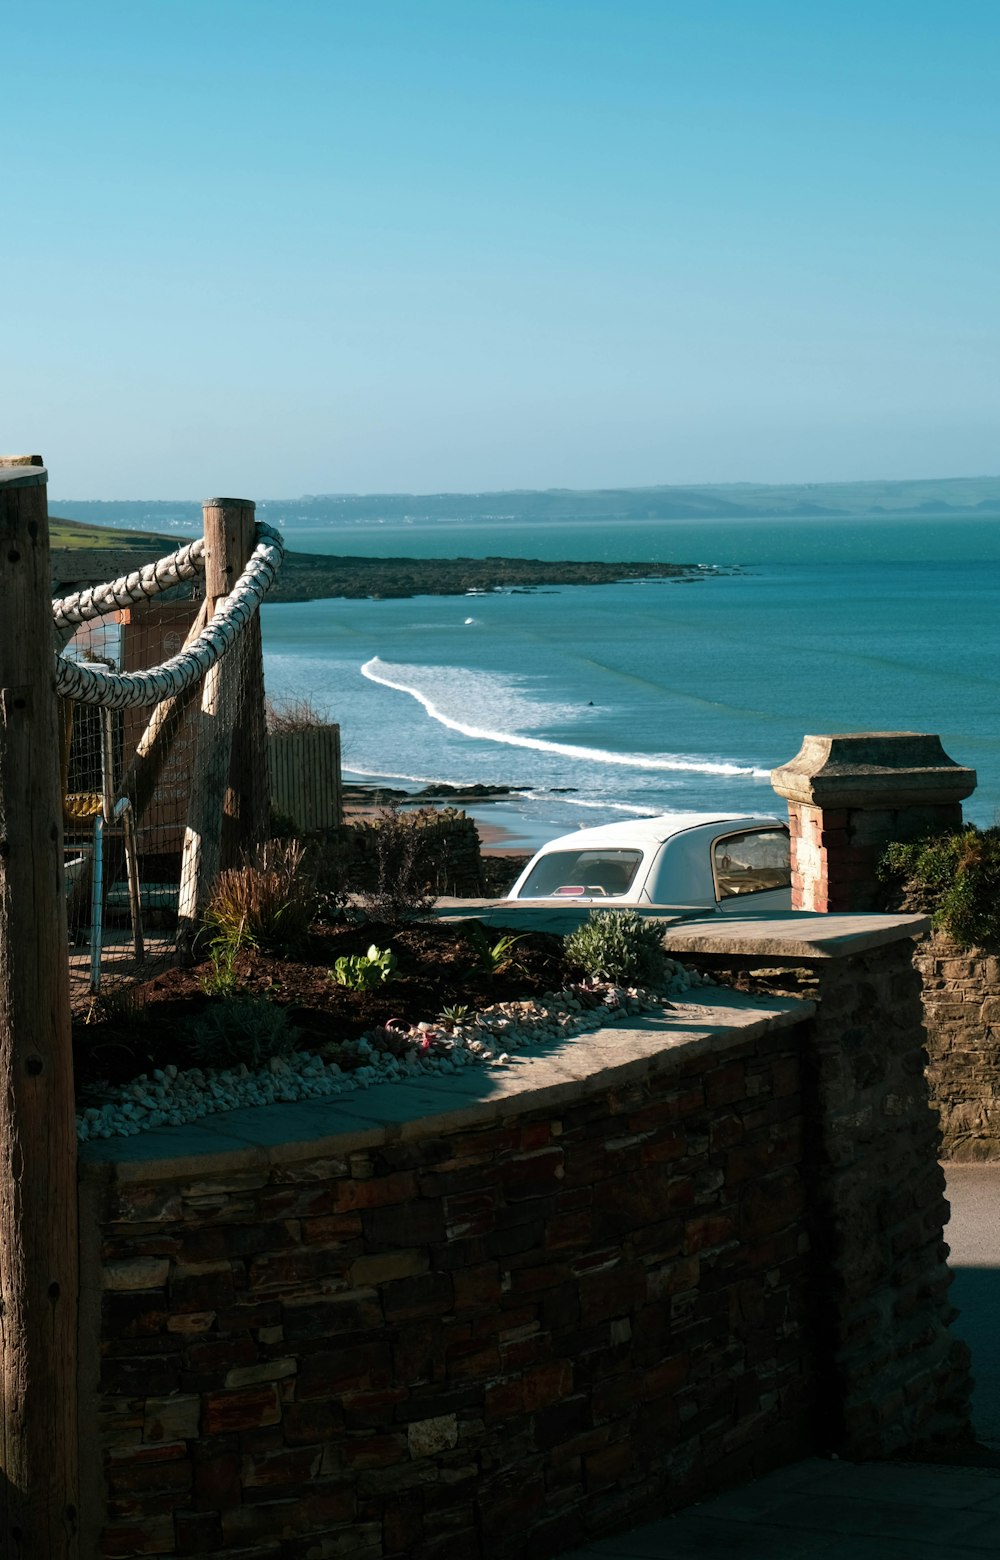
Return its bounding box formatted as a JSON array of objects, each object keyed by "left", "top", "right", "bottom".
[
  {"left": 79, "top": 920, "right": 974, "bottom": 1560},
  {"left": 341, "top": 808, "right": 487, "bottom": 899},
  {"left": 84, "top": 1019, "right": 816, "bottom": 1560},
  {"left": 669, "top": 934, "right": 972, "bottom": 1458},
  {"left": 916, "top": 930, "right": 1000, "bottom": 1161}
]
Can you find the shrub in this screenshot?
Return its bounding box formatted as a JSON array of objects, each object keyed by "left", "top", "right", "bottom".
[
  {"left": 265, "top": 695, "right": 329, "bottom": 735},
  {"left": 564, "top": 909, "right": 669, "bottom": 986},
  {"left": 878, "top": 826, "right": 1000, "bottom": 950},
  {"left": 330, "top": 944, "right": 398, "bottom": 990},
  {"left": 354, "top": 804, "right": 436, "bottom": 923},
  {"left": 204, "top": 839, "right": 318, "bottom": 957},
  {"left": 184, "top": 997, "right": 298, "bottom": 1069}
]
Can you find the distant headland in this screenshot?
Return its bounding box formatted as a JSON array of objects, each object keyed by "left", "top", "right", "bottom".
[
  {"left": 270, "top": 552, "right": 714, "bottom": 602},
  {"left": 50, "top": 473, "right": 1000, "bottom": 533}
]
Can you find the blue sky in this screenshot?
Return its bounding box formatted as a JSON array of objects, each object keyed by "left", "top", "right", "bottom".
[{"left": 3, "top": 0, "right": 998, "bottom": 498}]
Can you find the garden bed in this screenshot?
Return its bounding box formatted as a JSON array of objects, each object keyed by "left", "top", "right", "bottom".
[{"left": 73, "top": 918, "right": 575, "bottom": 1096}]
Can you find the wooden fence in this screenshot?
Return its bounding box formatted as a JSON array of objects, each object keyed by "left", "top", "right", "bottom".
[{"left": 268, "top": 724, "right": 342, "bottom": 832}]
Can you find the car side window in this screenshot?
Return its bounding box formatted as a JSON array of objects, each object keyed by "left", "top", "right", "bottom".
[{"left": 713, "top": 829, "right": 790, "bottom": 900}]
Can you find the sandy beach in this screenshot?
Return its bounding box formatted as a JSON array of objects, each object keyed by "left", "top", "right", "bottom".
[{"left": 341, "top": 779, "right": 547, "bottom": 855}]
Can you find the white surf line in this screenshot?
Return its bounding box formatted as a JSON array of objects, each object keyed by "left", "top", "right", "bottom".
[{"left": 361, "top": 658, "right": 770, "bottom": 778}]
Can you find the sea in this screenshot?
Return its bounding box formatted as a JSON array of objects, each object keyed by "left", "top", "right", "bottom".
[{"left": 259, "top": 514, "right": 1000, "bottom": 850}]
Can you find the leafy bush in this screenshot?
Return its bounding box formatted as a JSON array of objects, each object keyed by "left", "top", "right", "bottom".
[
  {"left": 563, "top": 909, "right": 669, "bottom": 985},
  {"left": 878, "top": 825, "right": 1000, "bottom": 949},
  {"left": 204, "top": 839, "right": 318, "bottom": 957},
  {"left": 184, "top": 997, "right": 298, "bottom": 1069},
  {"left": 330, "top": 944, "right": 398, "bottom": 990}
]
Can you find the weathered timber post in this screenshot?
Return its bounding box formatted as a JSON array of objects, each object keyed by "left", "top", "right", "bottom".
[
  {"left": 0, "top": 458, "right": 79, "bottom": 1557},
  {"left": 177, "top": 498, "right": 268, "bottom": 938},
  {"left": 226, "top": 518, "right": 270, "bottom": 862},
  {"left": 772, "top": 731, "right": 976, "bottom": 912}
]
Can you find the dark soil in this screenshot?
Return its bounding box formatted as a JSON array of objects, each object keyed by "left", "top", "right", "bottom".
[{"left": 73, "top": 920, "right": 575, "bottom": 1095}]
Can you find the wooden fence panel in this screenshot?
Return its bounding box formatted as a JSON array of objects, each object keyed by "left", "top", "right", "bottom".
[{"left": 268, "top": 726, "right": 342, "bottom": 832}]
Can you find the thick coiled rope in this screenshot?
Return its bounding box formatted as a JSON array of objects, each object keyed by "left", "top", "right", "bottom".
[
  {"left": 54, "top": 522, "right": 284, "bottom": 708},
  {"left": 52, "top": 536, "right": 207, "bottom": 629}
]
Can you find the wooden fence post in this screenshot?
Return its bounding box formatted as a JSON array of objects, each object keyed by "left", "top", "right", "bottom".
[
  {"left": 177, "top": 497, "right": 268, "bottom": 940},
  {"left": 0, "top": 458, "right": 80, "bottom": 1557}
]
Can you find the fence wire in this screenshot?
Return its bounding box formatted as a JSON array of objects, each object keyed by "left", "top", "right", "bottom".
[{"left": 61, "top": 586, "right": 269, "bottom": 1004}]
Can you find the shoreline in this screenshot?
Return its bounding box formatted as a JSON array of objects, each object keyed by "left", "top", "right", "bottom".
[
  {"left": 341, "top": 779, "right": 544, "bottom": 855},
  {"left": 268, "top": 552, "right": 726, "bottom": 604}
]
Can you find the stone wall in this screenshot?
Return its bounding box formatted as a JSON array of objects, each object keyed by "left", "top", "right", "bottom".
[
  {"left": 79, "top": 917, "right": 974, "bottom": 1559},
  {"left": 916, "top": 930, "right": 1000, "bottom": 1161},
  {"left": 82, "top": 1002, "right": 817, "bottom": 1559},
  {"left": 665, "top": 924, "right": 972, "bottom": 1459},
  {"left": 341, "top": 808, "right": 486, "bottom": 899}
]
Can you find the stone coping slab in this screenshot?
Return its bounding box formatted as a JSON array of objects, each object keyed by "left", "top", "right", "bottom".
[
  {"left": 662, "top": 911, "right": 930, "bottom": 959},
  {"left": 433, "top": 899, "right": 930, "bottom": 952},
  {"left": 77, "top": 986, "right": 812, "bottom": 1185}
]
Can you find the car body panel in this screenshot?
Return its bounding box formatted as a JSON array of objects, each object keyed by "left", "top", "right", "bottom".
[{"left": 505, "top": 812, "right": 791, "bottom": 916}]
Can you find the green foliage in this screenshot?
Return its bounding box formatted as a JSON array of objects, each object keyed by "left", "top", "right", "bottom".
[
  {"left": 878, "top": 826, "right": 1000, "bottom": 950},
  {"left": 199, "top": 942, "right": 243, "bottom": 998},
  {"left": 563, "top": 909, "right": 668, "bottom": 986},
  {"left": 204, "top": 839, "right": 318, "bottom": 957},
  {"left": 185, "top": 997, "right": 298, "bottom": 1070},
  {"left": 461, "top": 922, "right": 525, "bottom": 977},
  {"left": 437, "top": 1004, "right": 471, "bottom": 1029},
  {"left": 330, "top": 944, "right": 398, "bottom": 990}
]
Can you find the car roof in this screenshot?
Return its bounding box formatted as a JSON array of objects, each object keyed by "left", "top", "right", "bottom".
[{"left": 528, "top": 812, "right": 784, "bottom": 856}]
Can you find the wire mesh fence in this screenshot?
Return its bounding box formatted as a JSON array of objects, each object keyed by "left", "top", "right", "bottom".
[{"left": 58, "top": 513, "right": 280, "bottom": 1004}]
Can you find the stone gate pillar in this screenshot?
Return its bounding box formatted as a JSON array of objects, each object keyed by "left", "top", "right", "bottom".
[{"left": 771, "top": 732, "right": 976, "bottom": 913}]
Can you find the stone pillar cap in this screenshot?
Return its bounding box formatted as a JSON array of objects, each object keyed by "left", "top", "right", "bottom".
[{"left": 771, "top": 732, "right": 977, "bottom": 809}]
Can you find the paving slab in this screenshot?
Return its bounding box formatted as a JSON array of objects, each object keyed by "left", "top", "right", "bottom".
[{"left": 554, "top": 1459, "right": 1000, "bottom": 1560}]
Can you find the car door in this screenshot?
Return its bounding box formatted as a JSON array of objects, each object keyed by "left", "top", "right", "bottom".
[{"left": 711, "top": 826, "right": 792, "bottom": 913}]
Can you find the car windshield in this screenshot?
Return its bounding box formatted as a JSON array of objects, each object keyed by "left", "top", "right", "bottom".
[{"left": 518, "top": 848, "right": 643, "bottom": 899}]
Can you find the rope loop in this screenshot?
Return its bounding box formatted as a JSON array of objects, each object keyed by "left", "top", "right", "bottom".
[
  {"left": 53, "top": 535, "right": 207, "bottom": 629},
  {"left": 54, "top": 522, "right": 285, "bottom": 708}
]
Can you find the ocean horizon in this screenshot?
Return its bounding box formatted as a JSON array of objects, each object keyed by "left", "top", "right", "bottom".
[{"left": 259, "top": 513, "right": 1000, "bottom": 850}]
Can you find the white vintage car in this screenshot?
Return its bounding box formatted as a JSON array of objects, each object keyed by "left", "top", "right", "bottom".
[{"left": 505, "top": 812, "right": 792, "bottom": 915}]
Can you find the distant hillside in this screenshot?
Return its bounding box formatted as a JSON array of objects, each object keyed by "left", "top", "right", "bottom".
[
  {"left": 50, "top": 515, "right": 177, "bottom": 549},
  {"left": 49, "top": 475, "right": 1000, "bottom": 534}
]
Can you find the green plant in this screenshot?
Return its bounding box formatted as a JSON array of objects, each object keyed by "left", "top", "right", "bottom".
[
  {"left": 437, "top": 1003, "right": 471, "bottom": 1029},
  {"left": 878, "top": 826, "right": 1000, "bottom": 949},
  {"left": 563, "top": 909, "right": 668, "bottom": 986},
  {"left": 462, "top": 922, "right": 526, "bottom": 977},
  {"left": 184, "top": 997, "right": 298, "bottom": 1069},
  {"left": 204, "top": 839, "right": 318, "bottom": 957},
  {"left": 330, "top": 944, "right": 398, "bottom": 990},
  {"left": 199, "top": 941, "right": 244, "bottom": 998}
]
